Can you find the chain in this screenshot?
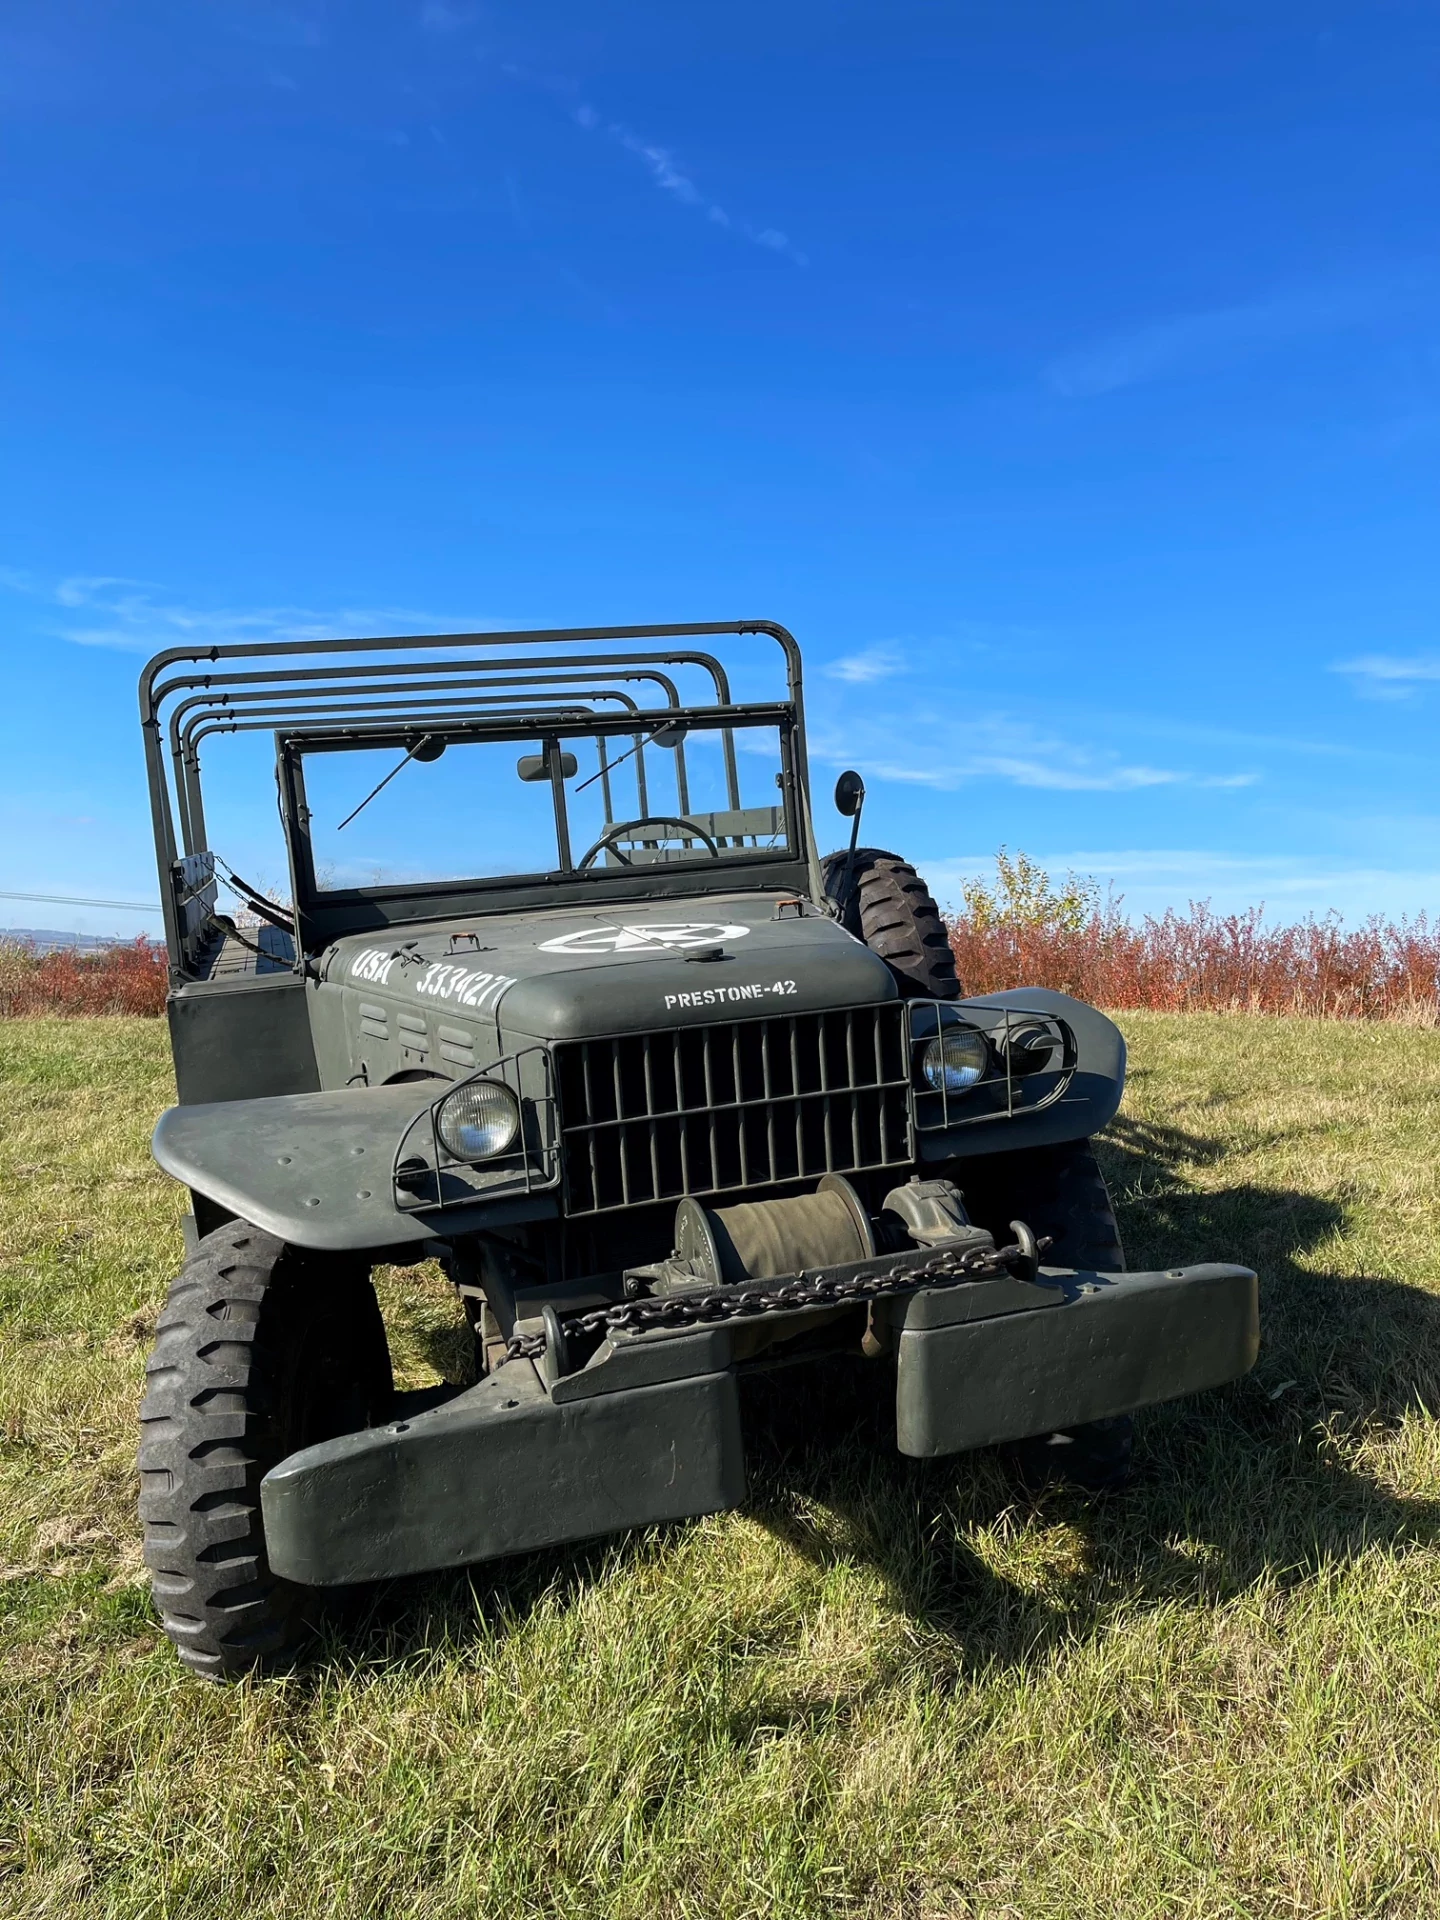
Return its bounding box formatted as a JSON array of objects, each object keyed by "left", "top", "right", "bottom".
[{"left": 503, "top": 1233, "right": 1050, "bottom": 1363}]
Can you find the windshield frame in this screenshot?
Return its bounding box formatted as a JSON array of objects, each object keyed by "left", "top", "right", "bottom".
[{"left": 277, "top": 702, "right": 811, "bottom": 944}]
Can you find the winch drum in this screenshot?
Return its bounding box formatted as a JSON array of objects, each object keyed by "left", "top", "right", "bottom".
[{"left": 674, "top": 1174, "right": 876, "bottom": 1286}]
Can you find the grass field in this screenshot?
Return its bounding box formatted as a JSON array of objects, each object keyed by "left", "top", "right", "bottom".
[{"left": 4, "top": 1014, "right": 1440, "bottom": 1917}]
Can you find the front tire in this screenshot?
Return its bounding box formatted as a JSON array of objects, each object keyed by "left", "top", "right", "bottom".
[
  {"left": 961, "top": 1138, "right": 1134, "bottom": 1491},
  {"left": 138, "top": 1220, "right": 392, "bottom": 1679}
]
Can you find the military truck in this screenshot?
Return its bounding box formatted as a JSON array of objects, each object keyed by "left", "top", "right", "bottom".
[{"left": 136, "top": 621, "right": 1258, "bottom": 1677}]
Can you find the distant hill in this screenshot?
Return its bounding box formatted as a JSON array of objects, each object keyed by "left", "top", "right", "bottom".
[{"left": 0, "top": 927, "right": 142, "bottom": 953}]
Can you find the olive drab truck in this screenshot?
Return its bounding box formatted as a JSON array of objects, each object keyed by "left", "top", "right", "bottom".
[{"left": 135, "top": 621, "right": 1259, "bottom": 1677}]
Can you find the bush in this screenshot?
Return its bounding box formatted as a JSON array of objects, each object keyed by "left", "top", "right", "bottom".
[
  {"left": 949, "top": 851, "right": 1440, "bottom": 1020},
  {"left": 0, "top": 937, "right": 169, "bottom": 1017},
  {"left": 6, "top": 863, "right": 1438, "bottom": 1023}
]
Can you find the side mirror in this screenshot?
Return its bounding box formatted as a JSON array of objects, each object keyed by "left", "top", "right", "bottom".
[
  {"left": 834, "top": 770, "right": 866, "bottom": 818},
  {"left": 518, "top": 750, "right": 579, "bottom": 783}
]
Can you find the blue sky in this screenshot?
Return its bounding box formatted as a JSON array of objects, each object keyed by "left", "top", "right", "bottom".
[{"left": 3, "top": 0, "right": 1439, "bottom": 938}]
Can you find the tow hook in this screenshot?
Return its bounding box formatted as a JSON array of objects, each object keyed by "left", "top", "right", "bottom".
[{"left": 1004, "top": 1219, "right": 1041, "bottom": 1284}]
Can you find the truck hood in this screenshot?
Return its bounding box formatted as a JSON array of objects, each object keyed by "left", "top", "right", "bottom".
[{"left": 325, "top": 891, "right": 895, "bottom": 1043}]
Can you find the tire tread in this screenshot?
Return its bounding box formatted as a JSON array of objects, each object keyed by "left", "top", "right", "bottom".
[
  {"left": 822, "top": 847, "right": 960, "bottom": 999},
  {"left": 138, "top": 1219, "right": 389, "bottom": 1679}
]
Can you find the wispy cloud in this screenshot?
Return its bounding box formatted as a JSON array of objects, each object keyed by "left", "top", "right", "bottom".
[
  {"left": 1100, "top": 706, "right": 1411, "bottom": 764},
  {"left": 419, "top": 1, "right": 480, "bottom": 32},
  {"left": 824, "top": 645, "right": 904, "bottom": 685},
  {"left": 2, "top": 571, "right": 445, "bottom": 654},
  {"left": 610, "top": 124, "right": 700, "bottom": 205},
  {"left": 570, "top": 103, "right": 807, "bottom": 267},
  {"left": 1047, "top": 281, "right": 1400, "bottom": 398},
  {"left": 1331, "top": 654, "right": 1440, "bottom": 701},
  {"left": 216, "top": 4, "right": 326, "bottom": 49},
  {"left": 808, "top": 700, "right": 1258, "bottom": 794},
  {"left": 872, "top": 757, "right": 1181, "bottom": 794}
]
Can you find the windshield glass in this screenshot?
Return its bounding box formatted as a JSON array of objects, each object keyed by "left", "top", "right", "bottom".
[{"left": 294, "top": 715, "right": 793, "bottom": 893}]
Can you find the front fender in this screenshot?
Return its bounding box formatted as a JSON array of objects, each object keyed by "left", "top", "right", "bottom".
[{"left": 152, "top": 1084, "right": 555, "bottom": 1252}]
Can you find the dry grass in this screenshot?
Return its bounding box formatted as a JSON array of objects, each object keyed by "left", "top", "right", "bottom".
[{"left": 4, "top": 1014, "right": 1440, "bottom": 1916}]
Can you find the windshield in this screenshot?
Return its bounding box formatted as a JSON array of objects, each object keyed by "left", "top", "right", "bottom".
[{"left": 291, "top": 713, "right": 794, "bottom": 894}]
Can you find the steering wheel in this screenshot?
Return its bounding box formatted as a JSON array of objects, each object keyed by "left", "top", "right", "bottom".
[{"left": 577, "top": 815, "right": 721, "bottom": 870}]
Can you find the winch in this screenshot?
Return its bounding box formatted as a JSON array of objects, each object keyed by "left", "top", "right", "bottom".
[
  {"left": 626, "top": 1173, "right": 996, "bottom": 1300},
  {"left": 505, "top": 1174, "right": 1041, "bottom": 1372}
]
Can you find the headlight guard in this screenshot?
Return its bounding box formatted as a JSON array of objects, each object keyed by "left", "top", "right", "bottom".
[
  {"left": 391, "top": 1050, "right": 559, "bottom": 1212},
  {"left": 907, "top": 999, "right": 1075, "bottom": 1133}
]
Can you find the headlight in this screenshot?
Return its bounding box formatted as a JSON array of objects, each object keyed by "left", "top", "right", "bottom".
[
  {"left": 996, "top": 1018, "right": 1058, "bottom": 1078},
  {"left": 436, "top": 1080, "right": 521, "bottom": 1161},
  {"left": 920, "top": 1026, "right": 988, "bottom": 1094}
]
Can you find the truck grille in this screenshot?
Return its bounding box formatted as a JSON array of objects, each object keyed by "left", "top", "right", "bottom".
[{"left": 555, "top": 1006, "right": 911, "bottom": 1215}]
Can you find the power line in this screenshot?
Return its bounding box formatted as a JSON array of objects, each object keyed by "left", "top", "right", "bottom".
[{"left": 0, "top": 889, "right": 163, "bottom": 913}]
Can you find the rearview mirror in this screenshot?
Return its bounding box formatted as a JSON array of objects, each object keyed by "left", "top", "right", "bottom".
[
  {"left": 517, "top": 751, "right": 579, "bottom": 783},
  {"left": 834, "top": 769, "right": 865, "bottom": 817}
]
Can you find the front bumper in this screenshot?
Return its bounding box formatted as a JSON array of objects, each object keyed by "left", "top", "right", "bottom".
[
  {"left": 261, "top": 1256, "right": 1258, "bottom": 1586},
  {"left": 882, "top": 1261, "right": 1258, "bottom": 1456}
]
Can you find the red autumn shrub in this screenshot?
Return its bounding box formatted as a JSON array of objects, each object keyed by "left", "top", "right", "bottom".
[
  {"left": 947, "top": 852, "right": 1440, "bottom": 1021},
  {"left": 0, "top": 937, "right": 169, "bottom": 1017},
  {"left": 4, "top": 856, "right": 1438, "bottom": 1022}
]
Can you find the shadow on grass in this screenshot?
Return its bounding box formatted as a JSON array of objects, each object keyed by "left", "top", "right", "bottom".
[
  {"left": 740, "top": 1112, "right": 1440, "bottom": 1674},
  {"left": 302, "top": 1114, "right": 1440, "bottom": 1683}
]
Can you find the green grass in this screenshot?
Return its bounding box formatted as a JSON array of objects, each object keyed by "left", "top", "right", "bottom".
[{"left": 4, "top": 1012, "right": 1440, "bottom": 1917}]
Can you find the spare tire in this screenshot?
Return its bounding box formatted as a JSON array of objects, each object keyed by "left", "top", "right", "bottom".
[{"left": 822, "top": 846, "right": 960, "bottom": 999}]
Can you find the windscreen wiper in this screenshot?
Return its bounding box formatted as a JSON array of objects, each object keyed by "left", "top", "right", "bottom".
[
  {"left": 336, "top": 734, "right": 443, "bottom": 831},
  {"left": 572, "top": 721, "right": 685, "bottom": 795}
]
